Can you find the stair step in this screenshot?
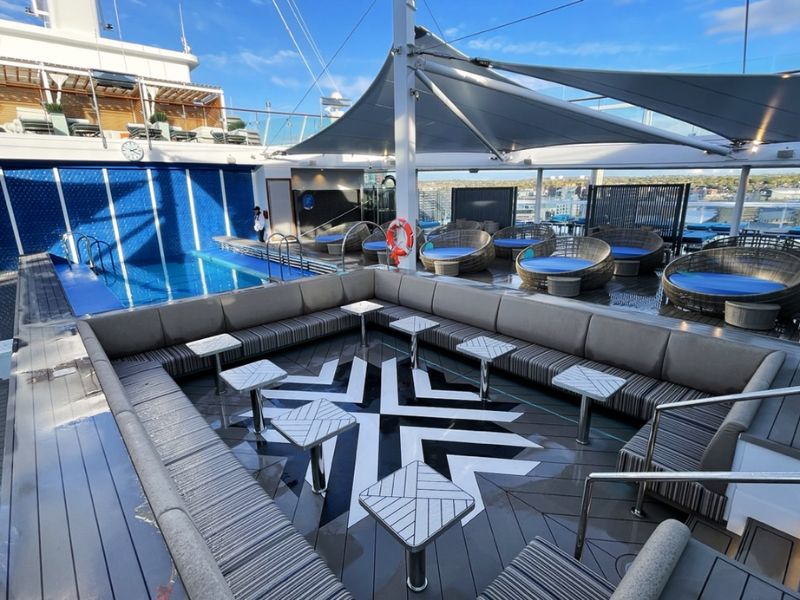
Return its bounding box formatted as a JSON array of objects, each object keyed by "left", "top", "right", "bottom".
[
  {"left": 736, "top": 519, "right": 800, "bottom": 591},
  {"left": 686, "top": 514, "right": 741, "bottom": 555}
]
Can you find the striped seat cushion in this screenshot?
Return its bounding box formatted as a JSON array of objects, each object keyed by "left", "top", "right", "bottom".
[
  {"left": 479, "top": 537, "right": 614, "bottom": 600},
  {"left": 524, "top": 349, "right": 584, "bottom": 386}
]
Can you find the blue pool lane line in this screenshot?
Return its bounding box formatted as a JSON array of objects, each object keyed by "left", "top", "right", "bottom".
[
  {"left": 52, "top": 256, "right": 125, "bottom": 316},
  {"left": 195, "top": 248, "right": 312, "bottom": 280}
]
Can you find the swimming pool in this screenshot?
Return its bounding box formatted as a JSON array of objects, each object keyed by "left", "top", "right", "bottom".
[{"left": 55, "top": 248, "right": 315, "bottom": 315}]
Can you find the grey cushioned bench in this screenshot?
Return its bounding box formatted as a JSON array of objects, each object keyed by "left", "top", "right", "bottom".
[
  {"left": 81, "top": 269, "right": 785, "bottom": 522},
  {"left": 479, "top": 519, "right": 800, "bottom": 600},
  {"left": 78, "top": 320, "right": 351, "bottom": 600}
]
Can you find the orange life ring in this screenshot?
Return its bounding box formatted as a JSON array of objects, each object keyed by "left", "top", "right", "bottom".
[{"left": 386, "top": 218, "right": 414, "bottom": 266}]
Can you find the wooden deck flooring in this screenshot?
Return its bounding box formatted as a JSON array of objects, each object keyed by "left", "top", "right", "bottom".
[{"left": 0, "top": 255, "right": 182, "bottom": 599}]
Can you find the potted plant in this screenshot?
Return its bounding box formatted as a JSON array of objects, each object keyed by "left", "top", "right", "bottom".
[
  {"left": 45, "top": 102, "right": 69, "bottom": 135},
  {"left": 149, "top": 111, "right": 170, "bottom": 139}
]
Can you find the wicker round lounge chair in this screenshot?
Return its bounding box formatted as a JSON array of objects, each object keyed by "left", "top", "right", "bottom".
[
  {"left": 492, "top": 223, "right": 555, "bottom": 258},
  {"left": 705, "top": 234, "right": 800, "bottom": 258},
  {"left": 589, "top": 227, "right": 665, "bottom": 271},
  {"left": 361, "top": 222, "right": 424, "bottom": 263},
  {"left": 662, "top": 247, "right": 800, "bottom": 316},
  {"left": 420, "top": 229, "right": 495, "bottom": 275},
  {"left": 313, "top": 222, "right": 369, "bottom": 254},
  {"left": 515, "top": 236, "right": 614, "bottom": 291}
]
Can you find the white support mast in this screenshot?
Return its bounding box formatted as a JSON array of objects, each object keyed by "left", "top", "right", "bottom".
[{"left": 392, "top": 0, "right": 418, "bottom": 270}]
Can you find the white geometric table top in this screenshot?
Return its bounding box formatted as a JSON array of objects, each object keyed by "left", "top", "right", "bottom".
[
  {"left": 340, "top": 300, "right": 384, "bottom": 316},
  {"left": 186, "top": 333, "right": 242, "bottom": 358},
  {"left": 219, "top": 359, "right": 287, "bottom": 392},
  {"left": 456, "top": 336, "right": 516, "bottom": 362},
  {"left": 271, "top": 399, "right": 357, "bottom": 450},
  {"left": 551, "top": 364, "right": 627, "bottom": 401},
  {"left": 389, "top": 316, "right": 440, "bottom": 335},
  {"left": 359, "top": 461, "right": 474, "bottom": 551}
]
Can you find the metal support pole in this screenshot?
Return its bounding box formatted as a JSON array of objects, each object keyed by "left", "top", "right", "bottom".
[
  {"left": 393, "top": 0, "right": 419, "bottom": 270},
  {"left": 534, "top": 168, "right": 544, "bottom": 223},
  {"left": 576, "top": 395, "right": 592, "bottom": 445},
  {"left": 310, "top": 444, "right": 326, "bottom": 493},
  {"left": 632, "top": 410, "right": 661, "bottom": 517},
  {"left": 730, "top": 166, "right": 751, "bottom": 236},
  {"left": 406, "top": 548, "right": 427, "bottom": 592},
  {"left": 360, "top": 315, "right": 368, "bottom": 348},
  {"left": 214, "top": 354, "right": 223, "bottom": 395},
  {"left": 410, "top": 333, "right": 419, "bottom": 369},
  {"left": 479, "top": 359, "right": 490, "bottom": 401},
  {"left": 250, "top": 388, "right": 264, "bottom": 432}
]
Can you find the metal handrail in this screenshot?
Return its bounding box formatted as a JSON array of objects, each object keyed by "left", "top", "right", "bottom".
[
  {"left": 576, "top": 470, "right": 800, "bottom": 560},
  {"left": 339, "top": 221, "right": 385, "bottom": 271},
  {"left": 267, "top": 232, "right": 307, "bottom": 279},
  {"left": 299, "top": 206, "right": 361, "bottom": 239},
  {"left": 62, "top": 231, "right": 118, "bottom": 274},
  {"left": 631, "top": 385, "right": 800, "bottom": 517}
]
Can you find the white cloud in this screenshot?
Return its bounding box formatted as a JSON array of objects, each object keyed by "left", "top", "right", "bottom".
[
  {"left": 443, "top": 26, "right": 460, "bottom": 38},
  {"left": 201, "top": 49, "right": 299, "bottom": 71},
  {"left": 270, "top": 75, "right": 302, "bottom": 89},
  {"left": 466, "top": 36, "right": 678, "bottom": 57},
  {"left": 330, "top": 74, "right": 372, "bottom": 100},
  {"left": 706, "top": 0, "right": 800, "bottom": 35}
]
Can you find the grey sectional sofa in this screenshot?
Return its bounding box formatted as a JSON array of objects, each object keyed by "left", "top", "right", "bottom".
[{"left": 77, "top": 268, "right": 784, "bottom": 595}]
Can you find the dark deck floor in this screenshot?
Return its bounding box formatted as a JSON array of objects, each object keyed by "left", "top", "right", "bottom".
[{"left": 180, "top": 328, "right": 683, "bottom": 598}]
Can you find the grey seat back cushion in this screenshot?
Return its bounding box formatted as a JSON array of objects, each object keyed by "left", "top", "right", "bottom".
[
  {"left": 496, "top": 296, "right": 591, "bottom": 356},
  {"left": 221, "top": 284, "right": 304, "bottom": 330},
  {"left": 611, "top": 519, "right": 690, "bottom": 600},
  {"left": 661, "top": 331, "right": 771, "bottom": 395},
  {"left": 299, "top": 275, "right": 345, "bottom": 313},
  {"left": 432, "top": 283, "right": 500, "bottom": 332},
  {"left": 700, "top": 399, "right": 762, "bottom": 489},
  {"left": 398, "top": 276, "right": 437, "bottom": 313},
  {"left": 159, "top": 297, "right": 226, "bottom": 346},
  {"left": 374, "top": 269, "right": 402, "bottom": 303},
  {"left": 87, "top": 308, "right": 165, "bottom": 359},
  {"left": 341, "top": 269, "right": 375, "bottom": 303},
  {"left": 584, "top": 315, "right": 670, "bottom": 378}
]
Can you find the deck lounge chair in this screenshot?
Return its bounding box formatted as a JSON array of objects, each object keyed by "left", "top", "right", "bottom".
[
  {"left": 420, "top": 229, "right": 494, "bottom": 275},
  {"left": 515, "top": 236, "right": 614, "bottom": 291},
  {"left": 68, "top": 118, "right": 101, "bottom": 137},
  {"left": 492, "top": 223, "right": 555, "bottom": 257},
  {"left": 127, "top": 122, "right": 164, "bottom": 140},
  {"left": 589, "top": 227, "right": 665, "bottom": 271},
  {"left": 663, "top": 247, "right": 800, "bottom": 316}
]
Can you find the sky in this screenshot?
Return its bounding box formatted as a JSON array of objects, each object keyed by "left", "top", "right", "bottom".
[{"left": 2, "top": 0, "right": 800, "bottom": 118}]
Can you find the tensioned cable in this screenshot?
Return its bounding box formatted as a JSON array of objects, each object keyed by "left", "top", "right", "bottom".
[
  {"left": 421, "top": 0, "right": 447, "bottom": 41},
  {"left": 286, "top": 0, "right": 339, "bottom": 92},
  {"left": 268, "top": 0, "right": 378, "bottom": 145},
  {"left": 271, "top": 0, "right": 326, "bottom": 97},
  {"left": 423, "top": 0, "right": 585, "bottom": 51}
]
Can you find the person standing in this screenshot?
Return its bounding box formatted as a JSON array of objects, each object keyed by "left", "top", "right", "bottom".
[{"left": 253, "top": 205, "right": 267, "bottom": 242}]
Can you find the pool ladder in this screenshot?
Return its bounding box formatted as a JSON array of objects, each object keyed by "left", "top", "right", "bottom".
[
  {"left": 266, "top": 233, "right": 307, "bottom": 280},
  {"left": 61, "top": 232, "right": 118, "bottom": 275}
]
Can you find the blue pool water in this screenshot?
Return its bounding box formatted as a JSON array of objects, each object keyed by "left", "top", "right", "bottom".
[{"left": 55, "top": 249, "right": 314, "bottom": 314}]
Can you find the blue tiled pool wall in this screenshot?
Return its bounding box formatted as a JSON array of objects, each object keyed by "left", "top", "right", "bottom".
[{"left": 0, "top": 164, "right": 257, "bottom": 271}]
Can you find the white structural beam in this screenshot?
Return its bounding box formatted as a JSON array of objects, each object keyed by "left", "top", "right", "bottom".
[
  {"left": 418, "top": 60, "right": 732, "bottom": 157},
  {"left": 730, "top": 166, "right": 751, "bottom": 235},
  {"left": 534, "top": 168, "right": 544, "bottom": 222},
  {"left": 392, "top": 0, "right": 418, "bottom": 270},
  {"left": 415, "top": 68, "right": 504, "bottom": 161}
]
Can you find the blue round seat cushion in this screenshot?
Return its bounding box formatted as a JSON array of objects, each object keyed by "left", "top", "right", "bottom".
[
  {"left": 363, "top": 240, "right": 388, "bottom": 251},
  {"left": 317, "top": 233, "right": 344, "bottom": 243},
  {"left": 423, "top": 247, "right": 475, "bottom": 259},
  {"left": 494, "top": 238, "right": 539, "bottom": 248},
  {"left": 610, "top": 245, "right": 649, "bottom": 259},
  {"left": 419, "top": 220, "right": 440, "bottom": 228},
  {"left": 519, "top": 256, "right": 594, "bottom": 273},
  {"left": 669, "top": 272, "right": 786, "bottom": 295}
]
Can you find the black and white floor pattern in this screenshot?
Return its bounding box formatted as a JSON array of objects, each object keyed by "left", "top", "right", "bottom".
[{"left": 183, "top": 329, "right": 683, "bottom": 599}]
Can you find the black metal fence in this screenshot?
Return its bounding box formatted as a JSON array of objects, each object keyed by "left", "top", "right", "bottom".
[{"left": 586, "top": 183, "right": 690, "bottom": 253}]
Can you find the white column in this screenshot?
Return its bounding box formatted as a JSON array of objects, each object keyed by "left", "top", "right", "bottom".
[
  {"left": 730, "top": 166, "right": 751, "bottom": 235},
  {"left": 590, "top": 169, "right": 604, "bottom": 186},
  {"left": 392, "top": 0, "right": 418, "bottom": 270},
  {"left": 534, "top": 168, "right": 544, "bottom": 223}
]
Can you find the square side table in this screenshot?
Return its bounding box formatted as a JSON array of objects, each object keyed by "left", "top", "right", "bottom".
[{"left": 220, "top": 359, "right": 287, "bottom": 433}]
